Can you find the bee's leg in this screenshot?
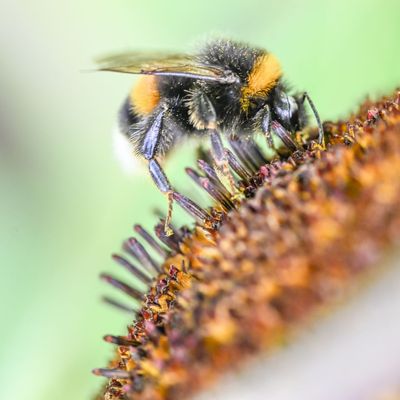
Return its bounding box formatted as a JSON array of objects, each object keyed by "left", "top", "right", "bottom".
[
  {"left": 258, "top": 104, "right": 274, "bottom": 149},
  {"left": 190, "top": 90, "right": 237, "bottom": 194},
  {"left": 148, "top": 159, "right": 174, "bottom": 236},
  {"left": 301, "top": 92, "right": 324, "bottom": 147},
  {"left": 209, "top": 129, "right": 238, "bottom": 194},
  {"left": 271, "top": 120, "right": 301, "bottom": 152},
  {"left": 141, "top": 108, "right": 174, "bottom": 236},
  {"left": 257, "top": 103, "right": 300, "bottom": 152}
]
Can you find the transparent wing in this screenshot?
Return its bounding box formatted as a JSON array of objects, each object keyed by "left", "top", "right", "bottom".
[{"left": 96, "top": 51, "right": 237, "bottom": 83}]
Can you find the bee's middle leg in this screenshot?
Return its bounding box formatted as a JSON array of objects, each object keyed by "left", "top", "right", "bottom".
[
  {"left": 187, "top": 87, "right": 237, "bottom": 194},
  {"left": 209, "top": 129, "right": 237, "bottom": 194}
]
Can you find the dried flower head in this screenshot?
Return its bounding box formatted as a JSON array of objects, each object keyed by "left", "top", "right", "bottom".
[{"left": 94, "top": 91, "right": 400, "bottom": 400}]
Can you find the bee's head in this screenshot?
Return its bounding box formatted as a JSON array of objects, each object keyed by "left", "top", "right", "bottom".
[{"left": 271, "top": 88, "right": 307, "bottom": 132}]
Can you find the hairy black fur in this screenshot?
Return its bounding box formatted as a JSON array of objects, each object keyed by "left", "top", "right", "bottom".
[{"left": 119, "top": 39, "right": 309, "bottom": 159}]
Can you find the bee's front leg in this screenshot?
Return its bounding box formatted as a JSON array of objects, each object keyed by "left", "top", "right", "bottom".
[
  {"left": 258, "top": 104, "right": 274, "bottom": 149},
  {"left": 270, "top": 120, "right": 301, "bottom": 152},
  {"left": 257, "top": 104, "right": 300, "bottom": 152}
]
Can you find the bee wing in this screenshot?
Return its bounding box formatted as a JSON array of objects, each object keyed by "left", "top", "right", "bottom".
[{"left": 96, "top": 51, "right": 237, "bottom": 83}]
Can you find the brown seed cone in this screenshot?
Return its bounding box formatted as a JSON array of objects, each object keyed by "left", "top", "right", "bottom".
[{"left": 96, "top": 90, "right": 400, "bottom": 400}]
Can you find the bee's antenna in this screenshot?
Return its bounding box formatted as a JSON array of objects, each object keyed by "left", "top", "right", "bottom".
[{"left": 302, "top": 92, "right": 324, "bottom": 147}]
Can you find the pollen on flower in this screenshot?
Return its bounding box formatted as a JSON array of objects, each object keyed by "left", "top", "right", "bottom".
[{"left": 95, "top": 90, "right": 400, "bottom": 400}]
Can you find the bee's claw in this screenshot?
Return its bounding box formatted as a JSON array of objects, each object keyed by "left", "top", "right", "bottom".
[{"left": 164, "top": 191, "right": 174, "bottom": 236}]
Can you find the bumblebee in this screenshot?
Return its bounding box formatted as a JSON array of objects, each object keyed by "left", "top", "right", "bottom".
[{"left": 98, "top": 39, "right": 323, "bottom": 232}]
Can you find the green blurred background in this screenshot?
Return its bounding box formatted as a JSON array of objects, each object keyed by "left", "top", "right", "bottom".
[{"left": 0, "top": 1, "right": 399, "bottom": 399}]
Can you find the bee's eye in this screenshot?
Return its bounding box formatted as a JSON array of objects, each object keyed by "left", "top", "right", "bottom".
[{"left": 273, "top": 92, "right": 299, "bottom": 129}]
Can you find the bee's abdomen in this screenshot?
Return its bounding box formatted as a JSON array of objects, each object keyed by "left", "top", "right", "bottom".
[{"left": 118, "top": 96, "right": 139, "bottom": 138}]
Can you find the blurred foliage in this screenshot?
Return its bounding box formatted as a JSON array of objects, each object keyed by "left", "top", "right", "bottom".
[{"left": 0, "top": 1, "right": 399, "bottom": 399}]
